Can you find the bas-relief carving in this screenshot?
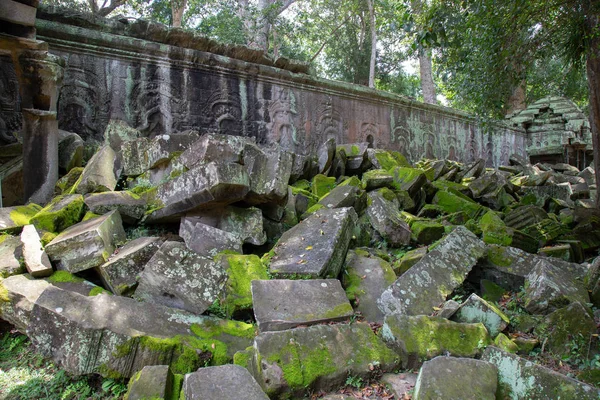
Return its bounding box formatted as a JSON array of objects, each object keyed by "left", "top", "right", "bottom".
[
  {"left": 0, "top": 55, "right": 21, "bottom": 144},
  {"left": 267, "top": 86, "right": 299, "bottom": 151},
  {"left": 316, "top": 99, "right": 343, "bottom": 143},
  {"left": 57, "top": 54, "right": 110, "bottom": 142}
]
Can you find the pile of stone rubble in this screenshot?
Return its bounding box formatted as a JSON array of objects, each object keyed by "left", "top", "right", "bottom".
[{"left": 1, "top": 124, "right": 600, "bottom": 399}]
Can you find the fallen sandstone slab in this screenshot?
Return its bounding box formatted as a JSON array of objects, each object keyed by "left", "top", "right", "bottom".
[
  {"left": 377, "top": 226, "right": 486, "bottom": 316},
  {"left": 183, "top": 364, "right": 269, "bottom": 400}
]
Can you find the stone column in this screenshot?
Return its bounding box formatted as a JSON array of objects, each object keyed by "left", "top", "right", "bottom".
[{"left": 22, "top": 109, "right": 58, "bottom": 204}]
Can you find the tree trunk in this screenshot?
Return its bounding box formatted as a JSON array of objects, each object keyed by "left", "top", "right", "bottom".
[
  {"left": 367, "top": 0, "right": 376, "bottom": 88},
  {"left": 419, "top": 51, "right": 436, "bottom": 104},
  {"left": 505, "top": 79, "right": 527, "bottom": 115},
  {"left": 256, "top": 0, "right": 271, "bottom": 51},
  {"left": 171, "top": 0, "right": 187, "bottom": 28},
  {"left": 586, "top": 12, "right": 600, "bottom": 207}
]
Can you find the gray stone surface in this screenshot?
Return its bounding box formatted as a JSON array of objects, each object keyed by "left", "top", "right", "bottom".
[
  {"left": 0, "top": 204, "right": 42, "bottom": 234},
  {"left": 181, "top": 206, "right": 266, "bottom": 246},
  {"left": 179, "top": 220, "right": 243, "bottom": 257},
  {"left": 20, "top": 224, "right": 53, "bottom": 277},
  {"left": 317, "top": 184, "right": 363, "bottom": 210},
  {"left": 452, "top": 293, "right": 510, "bottom": 337},
  {"left": 524, "top": 258, "right": 590, "bottom": 315},
  {"left": 58, "top": 129, "right": 84, "bottom": 172},
  {"left": 381, "top": 372, "right": 418, "bottom": 400},
  {"left": 84, "top": 191, "right": 148, "bottom": 224},
  {"left": 366, "top": 189, "right": 411, "bottom": 247},
  {"left": 251, "top": 279, "right": 353, "bottom": 332},
  {"left": 243, "top": 143, "right": 293, "bottom": 204},
  {"left": 125, "top": 365, "right": 172, "bottom": 400},
  {"left": 0, "top": 274, "right": 50, "bottom": 332},
  {"left": 134, "top": 241, "right": 227, "bottom": 314},
  {"left": 179, "top": 134, "right": 251, "bottom": 168},
  {"left": 27, "top": 285, "right": 254, "bottom": 377},
  {"left": 342, "top": 250, "right": 397, "bottom": 323},
  {"left": 249, "top": 323, "right": 400, "bottom": 397},
  {"left": 45, "top": 210, "right": 126, "bottom": 273},
  {"left": 413, "top": 356, "right": 498, "bottom": 400},
  {"left": 268, "top": 207, "right": 357, "bottom": 278},
  {"left": 149, "top": 161, "right": 250, "bottom": 221},
  {"left": 317, "top": 137, "right": 336, "bottom": 174},
  {"left": 378, "top": 226, "right": 486, "bottom": 316},
  {"left": 482, "top": 347, "right": 600, "bottom": 399},
  {"left": 97, "top": 237, "right": 162, "bottom": 296},
  {"left": 183, "top": 365, "right": 268, "bottom": 400},
  {"left": 75, "top": 145, "right": 120, "bottom": 195},
  {"left": 0, "top": 235, "right": 24, "bottom": 277}
]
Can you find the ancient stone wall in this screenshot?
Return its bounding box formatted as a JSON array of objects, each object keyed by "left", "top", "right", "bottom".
[{"left": 4, "top": 7, "right": 527, "bottom": 167}]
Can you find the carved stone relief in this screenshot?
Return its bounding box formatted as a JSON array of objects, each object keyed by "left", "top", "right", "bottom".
[
  {"left": 316, "top": 99, "right": 343, "bottom": 142},
  {"left": 0, "top": 55, "right": 21, "bottom": 144},
  {"left": 267, "top": 87, "right": 298, "bottom": 151}
]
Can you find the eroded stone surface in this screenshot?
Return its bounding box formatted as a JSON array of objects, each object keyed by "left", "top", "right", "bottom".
[
  {"left": 268, "top": 207, "right": 357, "bottom": 278},
  {"left": 75, "top": 145, "right": 120, "bottom": 195},
  {"left": 20, "top": 224, "right": 53, "bottom": 277},
  {"left": 452, "top": 293, "right": 510, "bottom": 337},
  {"left": 183, "top": 364, "right": 269, "bottom": 400},
  {"left": 126, "top": 365, "right": 172, "bottom": 400},
  {"left": 45, "top": 210, "right": 126, "bottom": 273},
  {"left": 378, "top": 226, "right": 486, "bottom": 316},
  {"left": 0, "top": 235, "right": 24, "bottom": 277},
  {"left": 252, "top": 279, "right": 353, "bottom": 332},
  {"left": 134, "top": 241, "right": 227, "bottom": 314}
]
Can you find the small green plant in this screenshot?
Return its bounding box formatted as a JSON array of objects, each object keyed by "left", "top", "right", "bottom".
[
  {"left": 345, "top": 374, "right": 364, "bottom": 389},
  {"left": 205, "top": 299, "right": 227, "bottom": 319}
]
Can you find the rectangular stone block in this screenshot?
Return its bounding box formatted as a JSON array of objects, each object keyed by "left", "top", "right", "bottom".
[
  {"left": 20, "top": 224, "right": 53, "bottom": 277},
  {"left": 251, "top": 279, "right": 353, "bottom": 332}
]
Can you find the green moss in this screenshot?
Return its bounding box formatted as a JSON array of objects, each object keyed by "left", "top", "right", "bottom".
[
  {"left": 47, "top": 271, "right": 84, "bottom": 283},
  {"left": 302, "top": 203, "right": 324, "bottom": 219},
  {"left": 390, "top": 167, "right": 426, "bottom": 191},
  {"left": 350, "top": 145, "right": 360, "bottom": 156},
  {"left": 374, "top": 151, "right": 399, "bottom": 171},
  {"left": 411, "top": 220, "right": 445, "bottom": 245},
  {"left": 494, "top": 333, "right": 519, "bottom": 353},
  {"left": 343, "top": 269, "right": 365, "bottom": 301},
  {"left": 88, "top": 286, "right": 108, "bottom": 296},
  {"left": 55, "top": 167, "right": 84, "bottom": 195},
  {"left": 291, "top": 179, "right": 311, "bottom": 191},
  {"left": 0, "top": 278, "right": 8, "bottom": 303},
  {"left": 479, "top": 211, "right": 513, "bottom": 246},
  {"left": 233, "top": 346, "right": 254, "bottom": 369},
  {"left": 98, "top": 364, "right": 125, "bottom": 380},
  {"left": 8, "top": 204, "right": 43, "bottom": 227},
  {"left": 376, "top": 187, "right": 397, "bottom": 203},
  {"left": 267, "top": 342, "right": 337, "bottom": 390},
  {"left": 338, "top": 176, "right": 361, "bottom": 187},
  {"left": 168, "top": 374, "right": 184, "bottom": 400},
  {"left": 311, "top": 174, "right": 336, "bottom": 198},
  {"left": 40, "top": 231, "right": 58, "bottom": 246},
  {"left": 486, "top": 245, "right": 513, "bottom": 267},
  {"left": 217, "top": 254, "right": 269, "bottom": 317},
  {"left": 481, "top": 279, "right": 506, "bottom": 303},
  {"left": 30, "top": 195, "right": 86, "bottom": 233},
  {"left": 82, "top": 211, "right": 100, "bottom": 221},
  {"left": 389, "top": 151, "right": 411, "bottom": 167},
  {"left": 0, "top": 235, "right": 8, "bottom": 245},
  {"left": 433, "top": 190, "right": 485, "bottom": 220}
]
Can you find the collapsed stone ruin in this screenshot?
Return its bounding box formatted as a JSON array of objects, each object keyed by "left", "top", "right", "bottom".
[{"left": 1, "top": 2, "right": 600, "bottom": 400}]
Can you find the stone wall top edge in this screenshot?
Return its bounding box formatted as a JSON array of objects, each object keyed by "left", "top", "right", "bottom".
[{"left": 36, "top": 16, "right": 525, "bottom": 137}]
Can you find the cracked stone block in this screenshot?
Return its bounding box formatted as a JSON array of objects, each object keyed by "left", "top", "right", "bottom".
[
  {"left": 134, "top": 241, "right": 227, "bottom": 314},
  {"left": 378, "top": 226, "right": 486, "bottom": 316},
  {"left": 451, "top": 293, "right": 510, "bottom": 337},
  {"left": 27, "top": 284, "right": 254, "bottom": 377},
  {"left": 150, "top": 161, "right": 250, "bottom": 221},
  {"left": 58, "top": 130, "right": 84, "bottom": 172},
  {"left": 178, "top": 220, "right": 243, "bottom": 257},
  {"left": 183, "top": 364, "right": 268, "bottom": 400},
  {"left": 30, "top": 194, "right": 86, "bottom": 233},
  {"left": 75, "top": 145, "right": 121, "bottom": 195},
  {"left": 413, "top": 356, "right": 498, "bottom": 400},
  {"left": 45, "top": 210, "right": 126, "bottom": 273},
  {"left": 248, "top": 323, "right": 399, "bottom": 397},
  {"left": 317, "top": 137, "right": 336, "bottom": 174},
  {"left": 381, "top": 314, "right": 491, "bottom": 369},
  {"left": 0, "top": 204, "right": 43, "bottom": 234},
  {"left": 252, "top": 279, "right": 353, "bottom": 332},
  {"left": 243, "top": 143, "right": 294, "bottom": 204},
  {"left": 338, "top": 143, "right": 369, "bottom": 172},
  {"left": 524, "top": 258, "right": 590, "bottom": 315},
  {"left": 342, "top": 250, "right": 397, "bottom": 324},
  {"left": 267, "top": 207, "right": 357, "bottom": 278},
  {"left": 97, "top": 237, "right": 162, "bottom": 296},
  {"left": 84, "top": 191, "right": 147, "bottom": 224},
  {"left": 181, "top": 206, "right": 266, "bottom": 246},
  {"left": 0, "top": 235, "right": 24, "bottom": 278},
  {"left": 0, "top": 274, "right": 51, "bottom": 331},
  {"left": 180, "top": 134, "right": 252, "bottom": 169},
  {"left": 482, "top": 347, "right": 600, "bottom": 399},
  {"left": 20, "top": 224, "right": 53, "bottom": 277},
  {"left": 366, "top": 189, "right": 411, "bottom": 247}
]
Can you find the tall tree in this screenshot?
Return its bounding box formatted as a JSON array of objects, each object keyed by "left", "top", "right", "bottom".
[
  {"left": 171, "top": 0, "right": 187, "bottom": 27},
  {"left": 367, "top": 0, "right": 376, "bottom": 88},
  {"left": 410, "top": 0, "right": 436, "bottom": 104}
]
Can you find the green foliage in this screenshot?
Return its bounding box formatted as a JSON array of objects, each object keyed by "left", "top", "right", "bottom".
[
  {"left": 0, "top": 332, "right": 125, "bottom": 399},
  {"left": 345, "top": 374, "right": 364, "bottom": 388}
]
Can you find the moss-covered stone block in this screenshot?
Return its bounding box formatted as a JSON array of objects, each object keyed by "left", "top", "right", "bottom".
[
  {"left": 391, "top": 167, "right": 427, "bottom": 197},
  {"left": 494, "top": 333, "right": 519, "bottom": 353},
  {"left": 382, "top": 314, "right": 491, "bottom": 368},
  {"left": 311, "top": 174, "right": 336, "bottom": 198},
  {"left": 30, "top": 194, "right": 86, "bottom": 233},
  {"left": 392, "top": 247, "right": 427, "bottom": 276},
  {"left": 479, "top": 211, "right": 513, "bottom": 246},
  {"left": 433, "top": 190, "right": 486, "bottom": 220},
  {"left": 410, "top": 220, "right": 445, "bottom": 245},
  {"left": 0, "top": 204, "right": 43, "bottom": 234},
  {"left": 55, "top": 167, "right": 84, "bottom": 195},
  {"left": 217, "top": 253, "right": 269, "bottom": 318},
  {"left": 452, "top": 294, "right": 510, "bottom": 337},
  {"left": 361, "top": 169, "right": 394, "bottom": 191}
]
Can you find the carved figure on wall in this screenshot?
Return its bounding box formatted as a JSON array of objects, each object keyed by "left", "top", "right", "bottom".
[
  {"left": 267, "top": 87, "right": 298, "bottom": 150},
  {"left": 57, "top": 54, "right": 110, "bottom": 142},
  {"left": 425, "top": 132, "right": 436, "bottom": 159},
  {"left": 316, "top": 99, "right": 343, "bottom": 142},
  {"left": 391, "top": 125, "right": 412, "bottom": 159},
  {"left": 202, "top": 89, "right": 243, "bottom": 135},
  {"left": 129, "top": 66, "right": 185, "bottom": 137},
  {"left": 0, "top": 55, "right": 21, "bottom": 144}
]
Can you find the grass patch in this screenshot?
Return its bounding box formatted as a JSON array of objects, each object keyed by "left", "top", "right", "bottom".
[{"left": 0, "top": 331, "right": 127, "bottom": 399}]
